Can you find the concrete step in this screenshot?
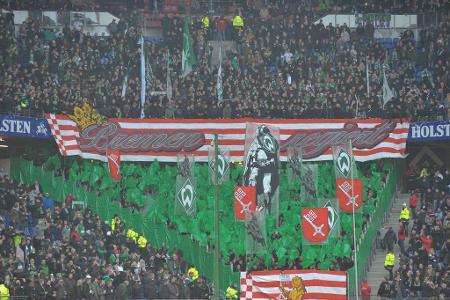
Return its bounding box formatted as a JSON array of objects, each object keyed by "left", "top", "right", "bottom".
[{"left": 365, "top": 193, "right": 410, "bottom": 293}]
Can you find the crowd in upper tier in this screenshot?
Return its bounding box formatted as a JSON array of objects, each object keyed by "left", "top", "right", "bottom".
[{"left": 0, "top": 0, "right": 448, "bottom": 120}]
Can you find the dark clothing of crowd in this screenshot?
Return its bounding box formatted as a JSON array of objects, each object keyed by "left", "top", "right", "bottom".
[
  {"left": 377, "top": 165, "right": 450, "bottom": 299},
  {"left": 0, "top": 176, "right": 212, "bottom": 299},
  {"left": 0, "top": 2, "right": 448, "bottom": 120}
]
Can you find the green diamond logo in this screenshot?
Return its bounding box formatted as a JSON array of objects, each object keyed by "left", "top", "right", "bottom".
[
  {"left": 336, "top": 149, "right": 351, "bottom": 177},
  {"left": 177, "top": 178, "right": 195, "bottom": 215}
]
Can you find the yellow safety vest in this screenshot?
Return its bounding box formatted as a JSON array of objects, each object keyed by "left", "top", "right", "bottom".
[
  {"left": 0, "top": 284, "right": 9, "bottom": 300},
  {"left": 188, "top": 267, "right": 199, "bottom": 280},
  {"left": 384, "top": 253, "right": 395, "bottom": 267},
  {"left": 400, "top": 208, "right": 410, "bottom": 220},
  {"left": 137, "top": 235, "right": 147, "bottom": 248},
  {"left": 111, "top": 217, "right": 121, "bottom": 232},
  {"left": 232, "top": 15, "right": 244, "bottom": 27},
  {"left": 226, "top": 287, "right": 238, "bottom": 299},
  {"left": 126, "top": 229, "right": 138, "bottom": 242},
  {"left": 202, "top": 16, "right": 209, "bottom": 28}
]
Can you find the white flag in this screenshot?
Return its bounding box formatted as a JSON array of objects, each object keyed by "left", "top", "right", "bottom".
[
  {"left": 217, "top": 46, "right": 223, "bottom": 105},
  {"left": 167, "top": 51, "right": 172, "bottom": 101},
  {"left": 366, "top": 58, "right": 370, "bottom": 97},
  {"left": 140, "top": 36, "right": 146, "bottom": 118},
  {"left": 121, "top": 75, "right": 128, "bottom": 98},
  {"left": 382, "top": 70, "right": 394, "bottom": 108}
]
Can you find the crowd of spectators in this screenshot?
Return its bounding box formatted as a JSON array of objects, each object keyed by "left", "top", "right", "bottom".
[
  {"left": 0, "top": 175, "right": 213, "bottom": 299},
  {"left": 0, "top": 1, "right": 448, "bottom": 120},
  {"left": 377, "top": 164, "right": 450, "bottom": 299}
]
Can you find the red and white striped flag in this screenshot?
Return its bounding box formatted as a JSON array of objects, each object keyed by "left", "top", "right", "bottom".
[
  {"left": 240, "top": 270, "right": 347, "bottom": 300},
  {"left": 45, "top": 114, "right": 409, "bottom": 163}
]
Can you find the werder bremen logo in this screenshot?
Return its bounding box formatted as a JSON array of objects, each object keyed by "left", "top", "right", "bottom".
[
  {"left": 209, "top": 152, "right": 229, "bottom": 183},
  {"left": 177, "top": 178, "right": 196, "bottom": 215},
  {"left": 336, "top": 149, "right": 352, "bottom": 177},
  {"left": 261, "top": 135, "right": 276, "bottom": 153}
]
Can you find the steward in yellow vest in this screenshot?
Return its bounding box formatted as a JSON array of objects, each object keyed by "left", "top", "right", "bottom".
[
  {"left": 0, "top": 281, "right": 9, "bottom": 300},
  {"left": 384, "top": 251, "right": 395, "bottom": 279},
  {"left": 226, "top": 286, "right": 238, "bottom": 299},
  {"left": 399, "top": 203, "right": 410, "bottom": 234},
  {"left": 202, "top": 16, "right": 209, "bottom": 28},
  {"left": 111, "top": 215, "right": 121, "bottom": 232},
  {"left": 126, "top": 228, "right": 138, "bottom": 242},
  {"left": 232, "top": 15, "right": 244, "bottom": 27},
  {"left": 137, "top": 235, "right": 147, "bottom": 248}
]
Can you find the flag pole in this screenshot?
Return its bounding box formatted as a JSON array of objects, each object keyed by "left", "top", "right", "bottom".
[
  {"left": 213, "top": 133, "right": 220, "bottom": 299},
  {"left": 350, "top": 139, "right": 359, "bottom": 300}
]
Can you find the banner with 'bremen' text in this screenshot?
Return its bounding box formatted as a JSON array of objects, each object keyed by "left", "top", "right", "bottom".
[{"left": 45, "top": 112, "right": 409, "bottom": 163}]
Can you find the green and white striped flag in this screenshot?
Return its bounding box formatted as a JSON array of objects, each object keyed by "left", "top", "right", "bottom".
[
  {"left": 382, "top": 70, "right": 394, "bottom": 108},
  {"left": 166, "top": 50, "right": 172, "bottom": 101},
  {"left": 182, "top": 18, "right": 197, "bottom": 77},
  {"left": 217, "top": 46, "right": 223, "bottom": 105}
]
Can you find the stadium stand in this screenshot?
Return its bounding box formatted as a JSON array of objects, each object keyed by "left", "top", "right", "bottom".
[
  {"left": 375, "top": 163, "right": 450, "bottom": 299},
  {"left": 0, "top": 1, "right": 448, "bottom": 120},
  {"left": 0, "top": 173, "right": 213, "bottom": 299},
  {"left": 0, "top": 0, "right": 449, "bottom": 299}
]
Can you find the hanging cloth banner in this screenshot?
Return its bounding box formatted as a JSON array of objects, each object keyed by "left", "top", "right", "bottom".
[
  {"left": 106, "top": 149, "right": 121, "bottom": 181},
  {"left": 287, "top": 146, "right": 302, "bottom": 187},
  {"left": 175, "top": 154, "right": 197, "bottom": 216},
  {"left": 300, "top": 162, "right": 319, "bottom": 202},
  {"left": 245, "top": 210, "right": 267, "bottom": 255},
  {"left": 45, "top": 111, "right": 409, "bottom": 163},
  {"left": 243, "top": 123, "right": 280, "bottom": 218},
  {"left": 208, "top": 140, "right": 230, "bottom": 185},
  {"left": 332, "top": 142, "right": 363, "bottom": 213},
  {"left": 240, "top": 270, "right": 348, "bottom": 300}
]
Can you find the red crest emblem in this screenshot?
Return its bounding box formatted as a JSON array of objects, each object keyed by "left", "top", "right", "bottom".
[
  {"left": 234, "top": 186, "right": 256, "bottom": 220},
  {"left": 301, "top": 208, "right": 329, "bottom": 243},
  {"left": 336, "top": 178, "right": 363, "bottom": 213}
]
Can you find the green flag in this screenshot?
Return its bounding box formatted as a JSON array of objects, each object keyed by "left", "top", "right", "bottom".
[
  {"left": 208, "top": 140, "right": 229, "bottom": 185},
  {"left": 182, "top": 19, "right": 197, "bottom": 77},
  {"left": 216, "top": 46, "right": 223, "bottom": 105},
  {"left": 175, "top": 155, "right": 197, "bottom": 216}
]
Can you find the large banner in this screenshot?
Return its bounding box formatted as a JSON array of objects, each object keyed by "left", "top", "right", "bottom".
[
  {"left": 0, "top": 115, "right": 51, "bottom": 139},
  {"left": 408, "top": 121, "right": 450, "bottom": 142},
  {"left": 243, "top": 123, "right": 280, "bottom": 215},
  {"left": 240, "top": 270, "right": 347, "bottom": 300},
  {"left": 45, "top": 111, "right": 409, "bottom": 162}
]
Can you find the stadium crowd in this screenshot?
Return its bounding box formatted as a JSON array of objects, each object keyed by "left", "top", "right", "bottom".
[
  {"left": 377, "top": 164, "right": 450, "bottom": 299},
  {"left": 0, "top": 1, "right": 448, "bottom": 120},
  {"left": 0, "top": 175, "right": 213, "bottom": 299}
]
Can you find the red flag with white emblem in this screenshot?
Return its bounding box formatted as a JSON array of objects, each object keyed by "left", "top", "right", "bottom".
[
  {"left": 106, "top": 149, "right": 121, "bottom": 181},
  {"left": 336, "top": 178, "right": 363, "bottom": 213},
  {"left": 301, "top": 208, "right": 329, "bottom": 243},
  {"left": 234, "top": 186, "right": 256, "bottom": 220}
]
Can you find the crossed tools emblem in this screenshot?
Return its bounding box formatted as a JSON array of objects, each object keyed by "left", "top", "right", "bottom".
[
  {"left": 338, "top": 181, "right": 360, "bottom": 207},
  {"left": 303, "top": 210, "right": 325, "bottom": 237},
  {"left": 235, "top": 188, "right": 252, "bottom": 214}
]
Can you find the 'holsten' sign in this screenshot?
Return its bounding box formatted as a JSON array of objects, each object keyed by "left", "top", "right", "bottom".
[
  {"left": 408, "top": 121, "right": 450, "bottom": 142},
  {"left": 0, "top": 115, "right": 51, "bottom": 139}
]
